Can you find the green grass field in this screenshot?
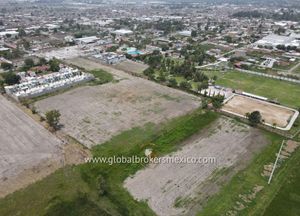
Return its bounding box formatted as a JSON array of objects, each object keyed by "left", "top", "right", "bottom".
[
  {"left": 205, "top": 70, "right": 300, "bottom": 108},
  {"left": 89, "top": 69, "right": 114, "bottom": 85},
  {"left": 198, "top": 132, "right": 293, "bottom": 216},
  {"left": 0, "top": 109, "right": 218, "bottom": 216},
  {"left": 263, "top": 147, "right": 300, "bottom": 216}
]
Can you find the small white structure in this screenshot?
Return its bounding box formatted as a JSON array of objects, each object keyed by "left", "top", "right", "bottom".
[
  {"left": 93, "top": 52, "right": 126, "bottom": 65},
  {"left": 0, "top": 31, "right": 19, "bottom": 38},
  {"left": 260, "top": 58, "right": 277, "bottom": 68},
  {"left": 74, "top": 36, "right": 99, "bottom": 45},
  {"left": 178, "top": 30, "right": 192, "bottom": 37},
  {"left": 64, "top": 36, "right": 75, "bottom": 43},
  {"left": 113, "top": 29, "right": 133, "bottom": 36},
  {"left": 46, "top": 24, "right": 59, "bottom": 30}
]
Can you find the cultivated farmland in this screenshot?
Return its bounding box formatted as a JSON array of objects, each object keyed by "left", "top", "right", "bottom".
[
  {"left": 124, "top": 117, "right": 269, "bottom": 216},
  {"left": 35, "top": 58, "right": 201, "bottom": 148},
  {"left": 0, "top": 96, "right": 63, "bottom": 198}
]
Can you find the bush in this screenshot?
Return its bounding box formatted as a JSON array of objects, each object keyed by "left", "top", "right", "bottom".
[
  {"left": 167, "top": 78, "right": 178, "bottom": 87},
  {"left": 24, "top": 58, "right": 34, "bottom": 68},
  {"left": 211, "top": 95, "right": 224, "bottom": 109},
  {"left": 89, "top": 69, "right": 113, "bottom": 85},
  {"left": 49, "top": 58, "right": 60, "bottom": 72},
  {"left": 2, "top": 72, "right": 20, "bottom": 85},
  {"left": 143, "top": 67, "right": 155, "bottom": 77},
  {"left": 179, "top": 81, "right": 192, "bottom": 90},
  {"left": 45, "top": 110, "right": 61, "bottom": 130},
  {"left": 97, "top": 174, "right": 108, "bottom": 196},
  {"left": 246, "top": 111, "right": 262, "bottom": 126},
  {"left": 1, "top": 62, "right": 13, "bottom": 70}
]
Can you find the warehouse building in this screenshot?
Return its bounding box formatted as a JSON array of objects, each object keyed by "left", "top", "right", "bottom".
[{"left": 255, "top": 34, "right": 300, "bottom": 48}]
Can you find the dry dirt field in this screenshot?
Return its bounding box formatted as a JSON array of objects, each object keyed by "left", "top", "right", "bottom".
[
  {"left": 124, "top": 117, "right": 268, "bottom": 216},
  {"left": 35, "top": 58, "right": 201, "bottom": 148},
  {"left": 114, "top": 59, "right": 149, "bottom": 74},
  {"left": 0, "top": 95, "right": 63, "bottom": 198},
  {"left": 37, "top": 46, "right": 84, "bottom": 60},
  {"left": 222, "top": 94, "right": 296, "bottom": 128}
]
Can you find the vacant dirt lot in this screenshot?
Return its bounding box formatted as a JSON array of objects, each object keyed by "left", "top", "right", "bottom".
[
  {"left": 0, "top": 96, "right": 63, "bottom": 198},
  {"left": 66, "top": 57, "right": 131, "bottom": 80},
  {"left": 124, "top": 117, "right": 268, "bottom": 216},
  {"left": 37, "top": 46, "right": 84, "bottom": 60},
  {"left": 114, "top": 59, "right": 149, "bottom": 74},
  {"left": 222, "top": 95, "right": 296, "bottom": 128},
  {"left": 35, "top": 58, "right": 201, "bottom": 148}
]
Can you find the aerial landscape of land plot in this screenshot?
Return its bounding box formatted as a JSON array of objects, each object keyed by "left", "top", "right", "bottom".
[
  {"left": 0, "top": 0, "right": 300, "bottom": 215},
  {"left": 125, "top": 117, "right": 268, "bottom": 216},
  {"left": 222, "top": 94, "right": 298, "bottom": 129},
  {"left": 0, "top": 109, "right": 219, "bottom": 216},
  {"left": 0, "top": 95, "right": 63, "bottom": 198},
  {"left": 35, "top": 65, "right": 201, "bottom": 148}
]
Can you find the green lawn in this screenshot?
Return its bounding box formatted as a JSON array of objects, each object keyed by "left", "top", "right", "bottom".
[
  {"left": 0, "top": 109, "right": 218, "bottom": 216},
  {"left": 199, "top": 132, "right": 291, "bottom": 216},
  {"left": 174, "top": 76, "right": 186, "bottom": 83},
  {"left": 294, "top": 64, "right": 300, "bottom": 74},
  {"left": 263, "top": 146, "right": 300, "bottom": 216},
  {"left": 205, "top": 70, "right": 300, "bottom": 108},
  {"left": 89, "top": 69, "right": 114, "bottom": 85}
]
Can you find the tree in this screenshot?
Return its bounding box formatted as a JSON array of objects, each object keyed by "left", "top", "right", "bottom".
[
  {"left": 11, "top": 48, "right": 22, "bottom": 59},
  {"left": 247, "top": 111, "right": 262, "bottom": 126},
  {"left": 0, "top": 80, "right": 4, "bottom": 93},
  {"left": 107, "top": 46, "right": 118, "bottom": 52},
  {"left": 197, "top": 81, "right": 209, "bottom": 92},
  {"left": 179, "top": 80, "right": 192, "bottom": 90},
  {"left": 45, "top": 110, "right": 61, "bottom": 130},
  {"left": 96, "top": 174, "right": 108, "bottom": 196},
  {"left": 191, "top": 30, "right": 197, "bottom": 37},
  {"left": 2, "top": 72, "right": 20, "bottom": 85},
  {"left": 22, "top": 39, "right": 30, "bottom": 50},
  {"left": 211, "top": 95, "right": 224, "bottom": 109},
  {"left": 158, "top": 70, "right": 166, "bottom": 82},
  {"left": 161, "top": 44, "right": 169, "bottom": 51},
  {"left": 167, "top": 78, "right": 178, "bottom": 87},
  {"left": 143, "top": 67, "right": 155, "bottom": 77},
  {"left": 194, "top": 71, "right": 208, "bottom": 82},
  {"left": 1, "top": 62, "right": 13, "bottom": 70},
  {"left": 224, "top": 36, "right": 233, "bottom": 43},
  {"left": 24, "top": 58, "right": 34, "bottom": 68},
  {"left": 18, "top": 28, "right": 26, "bottom": 37},
  {"left": 49, "top": 58, "right": 60, "bottom": 72},
  {"left": 201, "top": 98, "right": 208, "bottom": 108},
  {"left": 38, "top": 57, "right": 47, "bottom": 65}
]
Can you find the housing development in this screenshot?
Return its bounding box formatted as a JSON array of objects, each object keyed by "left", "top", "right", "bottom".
[{"left": 0, "top": 0, "right": 300, "bottom": 216}]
